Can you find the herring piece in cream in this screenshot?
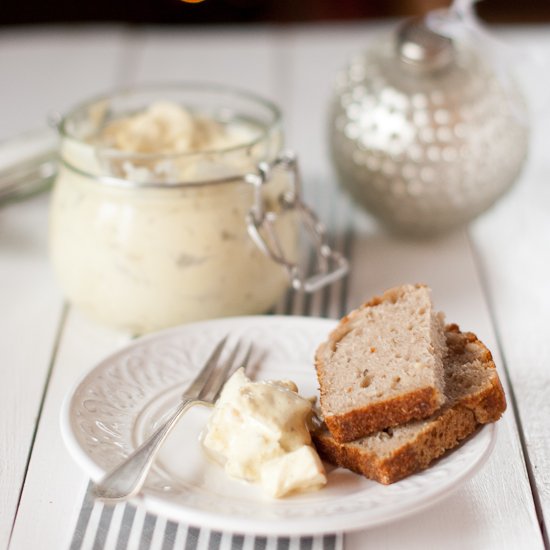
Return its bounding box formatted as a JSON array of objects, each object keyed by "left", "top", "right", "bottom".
[
  {"left": 202, "top": 368, "right": 327, "bottom": 498},
  {"left": 98, "top": 101, "right": 259, "bottom": 183},
  {"left": 100, "top": 101, "right": 248, "bottom": 155},
  {"left": 101, "top": 101, "right": 195, "bottom": 153}
]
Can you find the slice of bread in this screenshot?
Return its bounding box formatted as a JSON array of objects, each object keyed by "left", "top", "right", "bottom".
[
  {"left": 313, "top": 325, "right": 506, "bottom": 484},
  {"left": 315, "top": 284, "right": 446, "bottom": 442}
]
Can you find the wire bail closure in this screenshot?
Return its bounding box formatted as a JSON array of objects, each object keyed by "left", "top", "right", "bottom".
[{"left": 245, "top": 151, "right": 349, "bottom": 293}]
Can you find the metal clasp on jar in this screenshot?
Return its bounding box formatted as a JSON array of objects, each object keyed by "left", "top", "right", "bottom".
[{"left": 245, "top": 151, "right": 349, "bottom": 293}]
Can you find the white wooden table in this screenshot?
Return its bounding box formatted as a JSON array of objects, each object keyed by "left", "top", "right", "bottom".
[{"left": 1, "top": 23, "right": 549, "bottom": 550}]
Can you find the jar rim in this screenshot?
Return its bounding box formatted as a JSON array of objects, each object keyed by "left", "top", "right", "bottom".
[{"left": 58, "top": 82, "right": 283, "bottom": 188}]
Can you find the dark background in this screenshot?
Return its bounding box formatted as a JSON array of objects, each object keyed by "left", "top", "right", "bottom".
[{"left": 2, "top": 0, "right": 550, "bottom": 26}]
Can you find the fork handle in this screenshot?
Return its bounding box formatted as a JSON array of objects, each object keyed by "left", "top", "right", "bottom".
[{"left": 92, "top": 397, "right": 196, "bottom": 502}]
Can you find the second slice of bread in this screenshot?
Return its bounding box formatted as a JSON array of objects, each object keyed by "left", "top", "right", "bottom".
[
  {"left": 313, "top": 325, "right": 506, "bottom": 484},
  {"left": 315, "top": 284, "right": 446, "bottom": 443}
]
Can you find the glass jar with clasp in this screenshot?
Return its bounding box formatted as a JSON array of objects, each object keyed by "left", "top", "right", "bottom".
[{"left": 49, "top": 84, "right": 347, "bottom": 334}]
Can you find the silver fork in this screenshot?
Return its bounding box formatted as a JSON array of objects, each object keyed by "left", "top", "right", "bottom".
[{"left": 92, "top": 336, "right": 251, "bottom": 502}]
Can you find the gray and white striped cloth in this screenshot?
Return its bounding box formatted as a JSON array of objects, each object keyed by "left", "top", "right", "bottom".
[
  {"left": 70, "top": 483, "right": 343, "bottom": 550},
  {"left": 69, "top": 179, "right": 354, "bottom": 550}
]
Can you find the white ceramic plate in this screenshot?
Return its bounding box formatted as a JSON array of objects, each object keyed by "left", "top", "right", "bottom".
[{"left": 61, "top": 315, "right": 497, "bottom": 536}]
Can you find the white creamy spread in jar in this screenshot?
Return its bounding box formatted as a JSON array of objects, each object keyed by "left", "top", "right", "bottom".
[
  {"left": 202, "top": 369, "right": 327, "bottom": 498},
  {"left": 50, "top": 96, "right": 296, "bottom": 333}
]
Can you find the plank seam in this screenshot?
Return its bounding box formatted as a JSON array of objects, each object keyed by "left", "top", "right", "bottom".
[
  {"left": 7, "top": 303, "right": 69, "bottom": 549},
  {"left": 116, "top": 25, "right": 145, "bottom": 88}
]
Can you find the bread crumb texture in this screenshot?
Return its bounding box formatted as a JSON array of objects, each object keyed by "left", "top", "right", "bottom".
[{"left": 315, "top": 284, "right": 446, "bottom": 442}]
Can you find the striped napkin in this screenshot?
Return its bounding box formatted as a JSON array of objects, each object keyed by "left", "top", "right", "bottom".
[{"left": 69, "top": 483, "right": 342, "bottom": 550}]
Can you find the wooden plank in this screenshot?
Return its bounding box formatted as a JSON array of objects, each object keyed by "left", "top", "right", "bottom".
[
  {"left": 0, "top": 195, "right": 64, "bottom": 549},
  {"left": 130, "top": 26, "right": 276, "bottom": 98},
  {"left": 0, "top": 26, "right": 127, "bottom": 140},
  {"left": 8, "top": 310, "right": 131, "bottom": 550},
  {"left": 283, "top": 25, "right": 543, "bottom": 549},
  {"left": 469, "top": 27, "right": 550, "bottom": 539},
  {"left": 0, "top": 27, "right": 126, "bottom": 547}
]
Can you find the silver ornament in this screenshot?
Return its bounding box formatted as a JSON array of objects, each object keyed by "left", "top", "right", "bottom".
[{"left": 329, "top": 17, "right": 529, "bottom": 235}]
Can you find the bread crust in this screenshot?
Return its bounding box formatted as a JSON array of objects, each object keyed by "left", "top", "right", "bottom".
[
  {"left": 314, "top": 406, "right": 479, "bottom": 484},
  {"left": 313, "top": 325, "right": 507, "bottom": 484},
  {"left": 323, "top": 386, "right": 442, "bottom": 443},
  {"left": 315, "top": 283, "right": 444, "bottom": 443}
]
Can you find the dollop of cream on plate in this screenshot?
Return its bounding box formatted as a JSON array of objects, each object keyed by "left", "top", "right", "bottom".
[{"left": 202, "top": 368, "right": 327, "bottom": 498}]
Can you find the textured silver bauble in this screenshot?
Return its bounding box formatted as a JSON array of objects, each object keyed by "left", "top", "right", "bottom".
[{"left": 329, "top": 21, "right": 529, "bottom": 236}]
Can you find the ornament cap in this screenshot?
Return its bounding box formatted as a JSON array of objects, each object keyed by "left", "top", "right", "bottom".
[{"left": 397, "top": 17, "right": 455, "bottom": 73}]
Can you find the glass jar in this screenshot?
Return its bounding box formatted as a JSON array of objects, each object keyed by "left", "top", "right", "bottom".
[{"left": 49, "top": 84, "right": 347, "bottom": 334}]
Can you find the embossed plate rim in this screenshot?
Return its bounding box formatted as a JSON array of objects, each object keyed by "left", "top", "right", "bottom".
[{"left": 61, "top": 315, "right": 498, "bottom": 535}]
